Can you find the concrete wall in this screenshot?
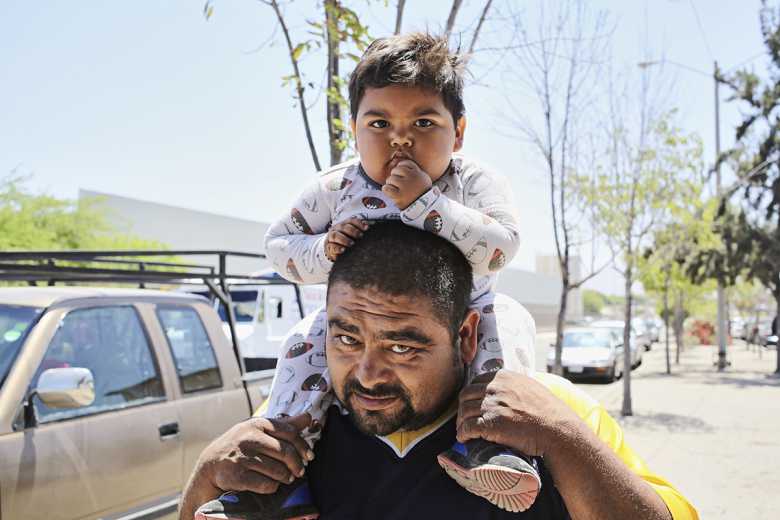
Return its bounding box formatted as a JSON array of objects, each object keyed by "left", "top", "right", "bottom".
[{"left": 82, "top": 190, "right": 567, "bottom": 329}]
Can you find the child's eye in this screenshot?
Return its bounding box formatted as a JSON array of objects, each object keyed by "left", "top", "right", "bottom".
[
  {"left": 390, "top": 344, "right": 414, "bottom": 354},
  {"left": 415, "top": 119, "right": 434, "bottom": 128},
  {"left": 369, "top": 120, "right": 388, "bottom": 129}
]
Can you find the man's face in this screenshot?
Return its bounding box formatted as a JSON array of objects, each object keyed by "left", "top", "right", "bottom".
[
  {"left": 350, "top": 85, "right": 466, "bottom": 186},
  {"left": 326, "top": 282, "right": 478, "bottom": 436}
]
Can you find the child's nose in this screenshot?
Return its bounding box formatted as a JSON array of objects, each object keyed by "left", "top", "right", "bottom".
[{"left": 390, "top": 132, "right": 412, "bottom": 148}]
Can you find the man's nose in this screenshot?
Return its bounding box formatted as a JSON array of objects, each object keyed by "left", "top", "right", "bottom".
[{"left": 353, "top": 348, "right": 391, "bottom": 388}]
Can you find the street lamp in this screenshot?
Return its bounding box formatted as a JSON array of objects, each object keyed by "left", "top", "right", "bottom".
[{"left": 637, "top": 58, "right": 729, "bottom": 370}]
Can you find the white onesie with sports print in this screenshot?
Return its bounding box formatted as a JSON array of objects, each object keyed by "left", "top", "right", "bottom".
[{"left": 263, "top": 154, "right": 534, "bottom": 431}]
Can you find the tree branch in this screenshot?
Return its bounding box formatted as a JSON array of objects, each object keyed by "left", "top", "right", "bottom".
[
  {"left": 394, "top": 0, "right": 406, "bottom": 35},
  {"left": 468, "top": 0, "right": 493, "bottom": 54},
  {"left": 445, "top": 0, "right": 464, "bottom": 39}
]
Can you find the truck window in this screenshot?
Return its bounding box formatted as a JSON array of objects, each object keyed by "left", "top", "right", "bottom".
[
  {"left": 216, "top": 290, "right": 258, "bottom": 323},
  {"left": 33, "top": 306, "right": 165, "bottom": 423},
  {"left": 156, "top": 306, "right": 222, "bottom": 393},
  {"left": 0, "top": 305, "right": 42, "bottom": 389}
]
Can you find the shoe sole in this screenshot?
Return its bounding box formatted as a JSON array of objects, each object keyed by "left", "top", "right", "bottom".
[
  {"left": 195, "top": 512, "right": 319, "bottom": 520},
  {"left": 437, "top": 454, "right": 540, "bottom": 513}
]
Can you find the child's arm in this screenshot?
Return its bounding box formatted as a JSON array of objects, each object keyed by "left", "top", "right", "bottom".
[
  {"left": 264, "top": 180, "right": 336, "bottom": 284},
  {"left": 397, "top": 162, "right": 520, "bottom": 276}
]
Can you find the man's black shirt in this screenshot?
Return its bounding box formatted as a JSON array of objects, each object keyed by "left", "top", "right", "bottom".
[{"left": 308, "top": 407, "right": 571, "bottom": 519}]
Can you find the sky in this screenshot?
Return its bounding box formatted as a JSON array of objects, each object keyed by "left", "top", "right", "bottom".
[{"left": 0, "top": 0, "right": 769, "bottom": 295}]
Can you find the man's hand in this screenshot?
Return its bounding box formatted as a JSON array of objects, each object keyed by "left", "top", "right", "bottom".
[
  {"left": 455, "top": 370, "right": 583, "bottom": 456},
  {"left": 325, "top": 217, "right": 368, "bottom": 261},
  {"left": 179, "top": 415, "right": 314, "bottom": 519},
  {"left": 382, "top": 159, "right": 433, "bottom": 210}
]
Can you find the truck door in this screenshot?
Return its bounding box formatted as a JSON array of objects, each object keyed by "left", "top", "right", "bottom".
[
  {"left": 264, "top": 285, "right": 303, "bottom": 344},
  {"left": 3, "top": 305, "right": 182, "bottom": 520}
]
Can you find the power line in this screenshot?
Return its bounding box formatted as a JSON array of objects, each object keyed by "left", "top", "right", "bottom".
[{"left": 688, "top": 0, "right": 715, "bottom": 61}]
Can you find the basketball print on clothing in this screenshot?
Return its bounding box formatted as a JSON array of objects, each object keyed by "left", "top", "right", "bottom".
[
  {"left": 291, "top": 208, "right": 314, "bottom": 234},
  {"left": 286, "top": 341, "right": 314, "bottom": 358},
  {"left": 424, "top": 210, "right": 443, "bottom": 233},
  {"left": 489, "top": 248, "right": 506, "bottom": 271},
  {"left": 302, "top": 374, "right": 328, "bottom": 392},
  {"left": 362, "top": 196, "right": 387, "bottom": 210}
]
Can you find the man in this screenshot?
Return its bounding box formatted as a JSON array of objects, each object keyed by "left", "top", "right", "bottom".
[{"left": 181, "top": 222, "right": 698, "bottom": 519}]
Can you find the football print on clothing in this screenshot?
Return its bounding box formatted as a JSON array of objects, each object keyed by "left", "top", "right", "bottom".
[
  {"left": 424, "top": 210, "right": 443, "bottom": 233},
  {"left": 480, "top": 358, "right": 504, "bottom": 373},
  {"left": 291, "top": 208, "right": 314, "bottom": 234},
  {"left": 276, "top": 390, "right": 297, "bottom": 408},
  {"left": 327, "top": 176, "right": 352, "bottom": 191},
  {"left": 278, "top": 365, "right": 296, "bottom": 384},
  {"left": 482, "top": 304, "right": 495, "bottom": 314},
  {"left": 286, "top": 341, "right": 315, "bottom": 358},
  {"left": 307, "top": 351, "right": 327, "bottom": 368},
  {"left": 302, "top": 374, "right": 328, "bottom": 392},
  {"left": 362, "top": 196, "right": 387, "bottom": 210},
  {"left": 466, "top": 238, "right": 488, "bottom": 264},
  {"left": 489, "top": 248, "right": 506, "bottom": 271},
  {"left": 481, "top": 337, "right": 501, "bottom": 352},
  {"left": 286, "top": 258, "right": 303, "bottom": 282},
  {"left": 450, "top": 213, "right": 476, "bottom": 242}
]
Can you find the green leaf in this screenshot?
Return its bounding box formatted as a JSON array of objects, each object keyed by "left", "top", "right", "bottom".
[{"left": 292, "top": 43, "right": 306, "bottom": 62}]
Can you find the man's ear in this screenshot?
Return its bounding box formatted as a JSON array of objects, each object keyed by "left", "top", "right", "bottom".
[
  {"left": 453, "top": 116, "right": 466, "bottom": 152},
  {"left": 458, "top": 308, "right": 480, "bottom": 365}
]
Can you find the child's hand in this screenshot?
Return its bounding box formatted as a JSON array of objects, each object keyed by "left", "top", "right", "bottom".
[
  {"left": 382, "top": 159, "right": 433, "bottom": 210},
  {"left": 325, "top": 217, "right": 369, "bottom": 261}
]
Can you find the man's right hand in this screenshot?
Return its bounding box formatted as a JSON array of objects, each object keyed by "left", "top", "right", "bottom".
[{"left": 179, "top": 415, "right": 314, "bottom": 519}]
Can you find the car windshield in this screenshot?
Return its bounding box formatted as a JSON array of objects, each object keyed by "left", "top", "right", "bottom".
[
  {"left": 562, "top": 331, "right": 611, "bottom": 348},
  {"left": 0, "top": 305, "right": 43, "bottom": 388},
  {"left": 216, "top": 290, "right": 258, "bottom": 323}
]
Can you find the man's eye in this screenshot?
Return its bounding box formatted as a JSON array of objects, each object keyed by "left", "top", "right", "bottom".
[
  {"left": 390, "top": 344, "right": 414, "bottom": 354},
  {"left": 415, "top": 119, "right": 434, "bottom": 128},
  {"left": 369, "top": 120, "right": 388, "bottom": 129},
  {"left": 337, "top": 335, "right": 358, "bottom": 346}
]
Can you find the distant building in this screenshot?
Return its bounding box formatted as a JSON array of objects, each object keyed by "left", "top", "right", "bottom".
[
  {"left": 81, "top": 189, "right": 570, "bottom": 329},
  {"left": 535, "top": 254, "right": 584, "bottom": 321}
]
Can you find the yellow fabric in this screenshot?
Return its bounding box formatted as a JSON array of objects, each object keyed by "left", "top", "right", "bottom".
[
  {"left": 536, "top": 372, "right": 700, "bottom": 520},
  {"left": 382, "top": 401, "right": 458, "bottom": 457}
]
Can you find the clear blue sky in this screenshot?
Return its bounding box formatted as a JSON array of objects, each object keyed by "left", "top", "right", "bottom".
[{"left": 0, "top": 1, "right": 768, "bottom": 294}]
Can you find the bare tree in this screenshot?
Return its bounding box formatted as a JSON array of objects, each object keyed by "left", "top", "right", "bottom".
[
  {"left": 394, "top": 0, "right": 406, "bottom": 35},
  {"left": 502, "top": 0, "right": 614, "bottom": 377},
  {"left": 445, "top": 0, "right": 464, "bottom": 38}
]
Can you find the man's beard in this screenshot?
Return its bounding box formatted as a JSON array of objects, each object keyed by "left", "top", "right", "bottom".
[{"left": 340, "top": 361, "right": 464, "bottom": 436}]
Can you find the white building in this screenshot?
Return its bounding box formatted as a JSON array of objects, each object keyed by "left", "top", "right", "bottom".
[{"left": 80, "top": 189, "right": 576, "bottom": 329}]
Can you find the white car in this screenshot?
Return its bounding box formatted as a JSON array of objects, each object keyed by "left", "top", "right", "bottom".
[
  {"left": 546, "top": 328, "right": 625, "bottom": 382},
  {"left": 590, "top": 320, "right": 643, "bottom": 369}
]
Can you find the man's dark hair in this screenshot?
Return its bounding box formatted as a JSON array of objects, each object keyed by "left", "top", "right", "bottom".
[
  {"left": 328, "top": 221, "right": 472, "bottom": 340},
  {"left": 348, "top": 32, "right": 467, "bottom": 124}
]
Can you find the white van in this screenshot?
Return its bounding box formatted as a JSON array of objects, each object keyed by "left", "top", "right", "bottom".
[{"left": 189, "top": 270, "right": 326, "bottom": 372}]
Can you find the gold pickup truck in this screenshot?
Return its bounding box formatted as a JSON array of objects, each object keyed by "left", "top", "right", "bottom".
[{"left": 0, "top": 285, "right": 272, "bottom": 520}]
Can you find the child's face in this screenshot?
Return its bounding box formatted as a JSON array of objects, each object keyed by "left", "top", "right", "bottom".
[{"left": 350, "top": 85, "right": 465, "bottom": 185}]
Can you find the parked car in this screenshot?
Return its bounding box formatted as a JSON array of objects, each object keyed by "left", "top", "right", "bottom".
[
  {"left": 590, "top": 320, "right": 643, "bottom": 368},
  {"left": 546, "top": 328, "right": 625, "bottom": 382},
  {"left": 0, "top": 286, "right": 278, "bottom": 520},
  {"left": 643, "top": 318, "right": 661, "bottom": 344}
]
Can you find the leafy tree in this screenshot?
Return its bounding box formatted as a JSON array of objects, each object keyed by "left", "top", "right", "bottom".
[
  {"left": 689, "top": 0, "right": 780, "bottom": 373},
  {"left": 582, "top": 289, "right": 607, "bottom": 316},
  {"left": 0, "top": 174, "right": 167, "bottom": 253},
  {"left": 584, "top": 111, "right": 705, "bottom": 415}
]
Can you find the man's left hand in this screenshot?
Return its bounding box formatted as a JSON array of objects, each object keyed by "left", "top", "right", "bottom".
[
  {"left": 455, "top": 370, "right": 584, "bottom": 457},
  {"left": 381, "top": 159, "right": 432, "bottom": 210}
]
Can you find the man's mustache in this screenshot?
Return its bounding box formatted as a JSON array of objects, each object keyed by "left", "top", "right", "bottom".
[{"left": 343, "top": 378, "right": 408, "bottom": 400}]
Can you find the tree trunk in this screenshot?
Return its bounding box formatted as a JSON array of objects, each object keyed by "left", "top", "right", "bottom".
[
  {"left": 325, "top": 0, "right": 343, "bottom": 166},
  {"left": 394, "top": 0, "right": 406, "bottom": 35},
  {"left": 663, "top": 267, "right": 671, "bottom": 375},
  {"left": 621, "top": 260, "right": 633, "bottom": 417},
  {"left": 674, "top": 291, "right": 684, "bottom": 364},
  {"left": 553, "top": 279, "right": 569, "bottom": 376},
  {"left": 775, "top": 292, "right": 780, "bottom": 374}
]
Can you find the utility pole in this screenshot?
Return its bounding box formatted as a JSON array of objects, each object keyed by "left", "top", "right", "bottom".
[{"left": 714, "top": 61, "right": 729, "bottom": 371}]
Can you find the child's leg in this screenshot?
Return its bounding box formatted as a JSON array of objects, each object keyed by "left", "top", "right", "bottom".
[
  {"left": 195, "top": 310, "right": 329, "bottom": 520},
  {"left": 468, "top": 292, "right": 535, "bottom": 382},
  {"left": 263, "top": 307, "right": 333, "bottom": 446},
  {"left": 438, "top": 292, "right": 541, "bottom": 514}
]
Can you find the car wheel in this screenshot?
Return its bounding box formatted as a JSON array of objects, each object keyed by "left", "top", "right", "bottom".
[{"left": 605, "top": 363, "right": 616, "bottom": 383}]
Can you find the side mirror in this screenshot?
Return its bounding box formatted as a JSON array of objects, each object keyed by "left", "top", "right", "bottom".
[{"left": 36, "top": 367, "right": 95, "bottom": 409}]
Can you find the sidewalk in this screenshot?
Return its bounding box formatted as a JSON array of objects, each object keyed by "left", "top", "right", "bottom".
[{"left": 597, "top": 343, "right": 780, "bottom": 519}]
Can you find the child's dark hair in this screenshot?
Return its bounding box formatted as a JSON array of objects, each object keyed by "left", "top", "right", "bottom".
[{"left": 348, "top": 32, "right": 467, "bottom": 124}]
